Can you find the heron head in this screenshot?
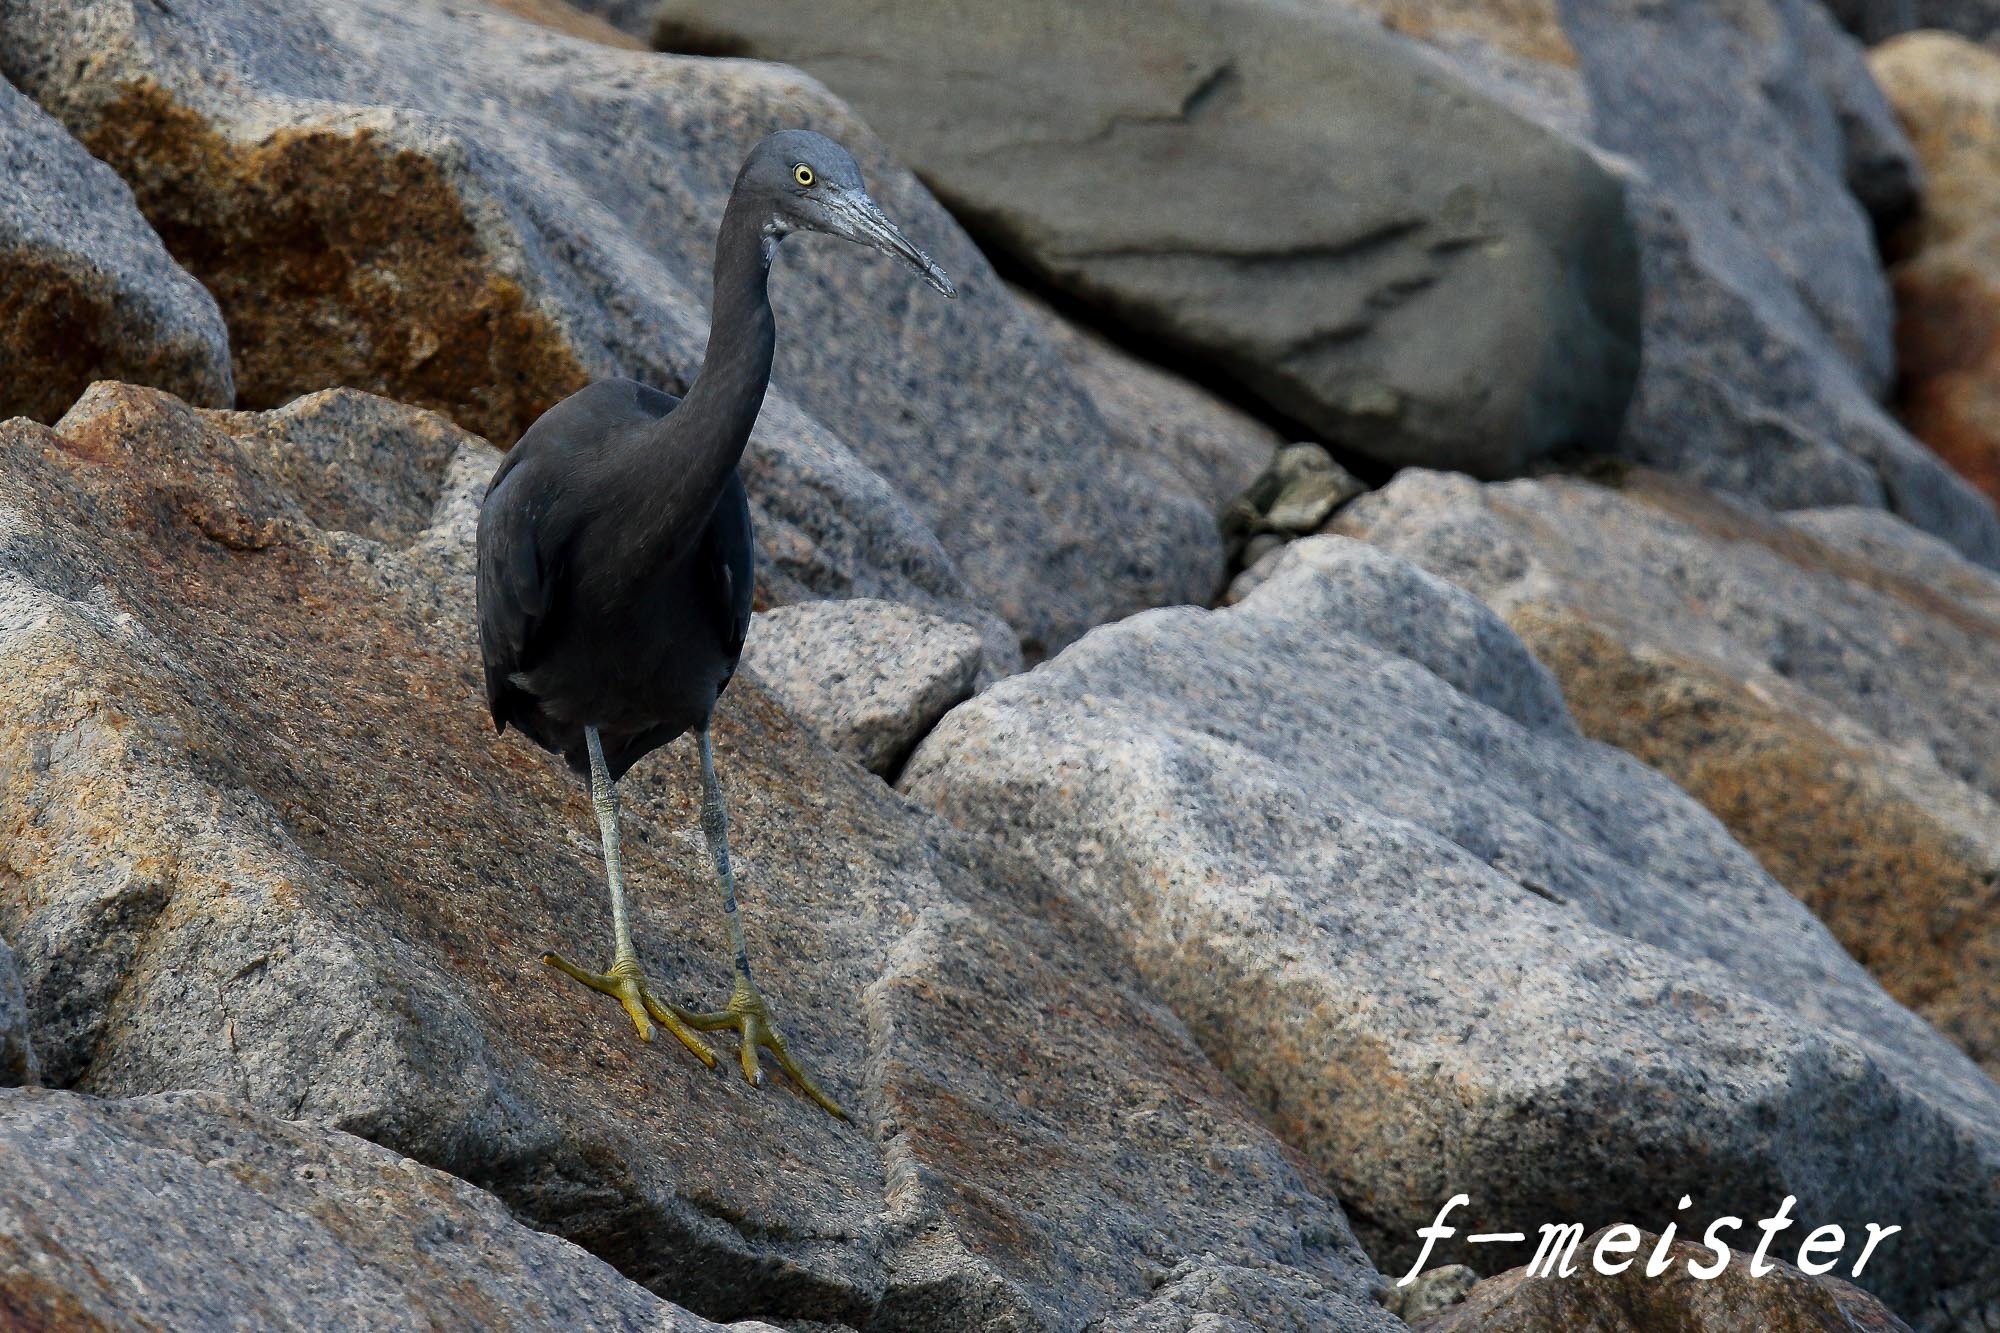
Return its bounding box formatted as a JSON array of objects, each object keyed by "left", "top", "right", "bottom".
[{"left": 745, "top": 129, "right": 957, "bottom": 298}]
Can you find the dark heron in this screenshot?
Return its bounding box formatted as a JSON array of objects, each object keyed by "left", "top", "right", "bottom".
[{"left": 476, "top": 130, "right": 955, "bottom": 1118}]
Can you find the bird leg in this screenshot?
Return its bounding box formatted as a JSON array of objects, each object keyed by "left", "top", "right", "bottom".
[
  {"left": 542, "top": 727, "right": 717, "bottom": 1068},
  {"left": 664, "top": 725, "right": 847, "bottom": 1120}
]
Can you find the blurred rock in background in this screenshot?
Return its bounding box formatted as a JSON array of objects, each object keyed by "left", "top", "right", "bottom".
[
  {"left": 637, "top": 0, "right": 1645, "bottom": 482},
  {"left": 1872, "top": 31, "right": 2000, "bottom": 511}
]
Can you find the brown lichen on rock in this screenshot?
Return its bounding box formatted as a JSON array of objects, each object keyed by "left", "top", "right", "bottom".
[
  {"left": 0, "top": 256, "right": 134, "bottom": 425},
  {"left": 1871, "top": 33, "right": 2000, "bottom": 510},
  {"left": 0, "top": 74, "right": 232, "bottom": 423},
  {"left": 79, "top": 81, "right": 588, "bottom": 446},
  {"left": 1353, "top": 0, "right": 1579, "bottom": 69},
  {"left": 1893, "top": 259, "right": 2000, "bottom": 507},
  {"left": 1509, "top": 602, "right": 2000, "bottom": 1080}
]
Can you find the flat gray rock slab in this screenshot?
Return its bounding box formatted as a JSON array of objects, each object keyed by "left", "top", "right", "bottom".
[
  {"left": 0, "top": 381, "right": 1398, "bottom": 1331},
  {"left": 0, "top": 73, "right": 231, "bottom": 423},
  {"left": 0, "top": 0, "right": 1233, "bottom": 663},
  {"left": 742, "top": 599, "right": 983, "bottom": 775},
  {"left": 902, "top": 535, "right": 2000, "bottom": 1322},
  {"left": 634, "top": 0, "right": 1642, "bottom": 480},
  {"left": 0, "top": 1087, "right": 775, "bottom": 1332}
]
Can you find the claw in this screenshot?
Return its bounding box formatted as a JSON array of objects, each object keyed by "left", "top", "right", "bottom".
[
  {"left": 673, "top": 978, "right": 847, "bottom": 1120},
  {"left": 542, "top": 951, "right": 718, "bottom": 1067}
]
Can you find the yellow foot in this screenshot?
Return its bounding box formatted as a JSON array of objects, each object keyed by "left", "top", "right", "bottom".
[
  {"left": 671, "top": 978, "right": 847, "bottom": 1120},
  {"left": 541, "top": 952, "right": 718, "bottom": 1068}
]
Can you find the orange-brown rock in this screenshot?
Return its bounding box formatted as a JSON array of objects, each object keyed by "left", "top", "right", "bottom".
[{"left": 1873, "top": 32, "right": 2000, "bottom": 509}]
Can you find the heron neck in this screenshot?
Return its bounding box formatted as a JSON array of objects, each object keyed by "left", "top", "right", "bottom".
[{"left": 671, "top": 195, "right": 778, "bottom": 470}]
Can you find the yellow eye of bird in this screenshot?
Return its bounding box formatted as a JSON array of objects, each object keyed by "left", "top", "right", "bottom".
[{"left": 793, "top": 163, "right": 815, "bottom": 188}]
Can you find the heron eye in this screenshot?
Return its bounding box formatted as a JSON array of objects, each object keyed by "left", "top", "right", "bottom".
[{"left": 792, "top": 163, "right": 815, "bottom": 188}]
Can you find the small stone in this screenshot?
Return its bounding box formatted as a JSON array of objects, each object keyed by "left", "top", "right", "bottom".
[
  {"left": 1391, "top": 1265, "right": 1478, "bottom": 1322},
  {"left": 1264, "top": 464, "right": 1367, "bottom": 534}
]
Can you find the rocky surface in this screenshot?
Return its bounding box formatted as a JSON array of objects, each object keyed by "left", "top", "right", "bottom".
[
  {"left": 0, "top": 0, "right": 1231, "bottom": 663},
  {"left": 0, "top": 382, "right": 1398, "bottom": 1330},
  {"left": 1333, "top": 467, "right": 2000, "bottom": 1081},
  {"left": 1334, "top": 0, "right": 1999, "bottom": 564},
  {"left": 637, "top": 0, "right": 1643, "bottom": 480},
  {"left": 0, "top": 73, "right": 231, "bottom": 424},
  {"left": 1411, "top": 1227, "right": 1913, "bottom": 1333},
  {"left": 0, "top": 938, "right": 31, "bottom": 1088},
  {"left": 615, "top": 0, "right": 2000, "bottom": 565},
  {"left": 1871, "top": 32, "right": 2000, "bottom": 512},
  {"left": 1006, "top": 285, "right": 1279, "bottom": 518},
  {"left": 0, "top": 1087, "right": 777, "bottom": 1331},
  {"left": 741, "top": 599, "right": 983, "bottom": 776},
  {"left": 902, "top": 536, "right": 2000, "bottom": 1322}
]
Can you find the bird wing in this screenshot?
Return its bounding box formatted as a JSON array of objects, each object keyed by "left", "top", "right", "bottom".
[
  {"left": 477, "top": 469, "right": 555, "bottom": 733},
  {"left": 476, "top": 379, "right": 684, "bottom": 733},
  {"left": 707, "top": 470, "right": 755, "bottom": 662}
]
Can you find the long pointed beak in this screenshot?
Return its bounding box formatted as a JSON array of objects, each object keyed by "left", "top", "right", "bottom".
[{"left": 830, "top": 191, "right": 957, "bottom": 298}]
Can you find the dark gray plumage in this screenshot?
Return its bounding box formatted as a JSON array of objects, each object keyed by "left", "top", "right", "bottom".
[{"left": 475, "top": 129, "right": 955, "bottom": 1117}]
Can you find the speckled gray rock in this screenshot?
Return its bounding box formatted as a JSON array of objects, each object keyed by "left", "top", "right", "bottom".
[
  {"left": 1329, "top": 0, "right": 1999, "bottom": 567},
  {"left": 0, "top": 1087, "right": 775, "bottom": 1331},
  {"left": 1005, "top": 285, "right": 1280, "bottom": 516},
  {"left": 1334, "top": 468, "right": 2000, "bottom": 1091},
  {"left": 0, "top": 74, "right": 231, "bottom": 423},
  {"left": 0, "top": 0, "right": 1231, "bottom": 663},
  {"left": 1093, "top": 1259, "right": 1391, "bottom": 1333},
  {"left": 632, "top": 0, "right": 1641, "bottom": 480},
  {"left": 1783, "top": 504, "right": 2000, "bottom": 624},
  {"left": 0, "top": 382, "right": 1398, "bottom": 1330},
  {"left": 901, "top": 536, "right": 2000, "bottom": 1322},
  {"left": 741, "top": 599, "right": 983, "bottom": 776},
  {"left": 0, "top": 938, "right": 31, "bottom": 1088}
]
